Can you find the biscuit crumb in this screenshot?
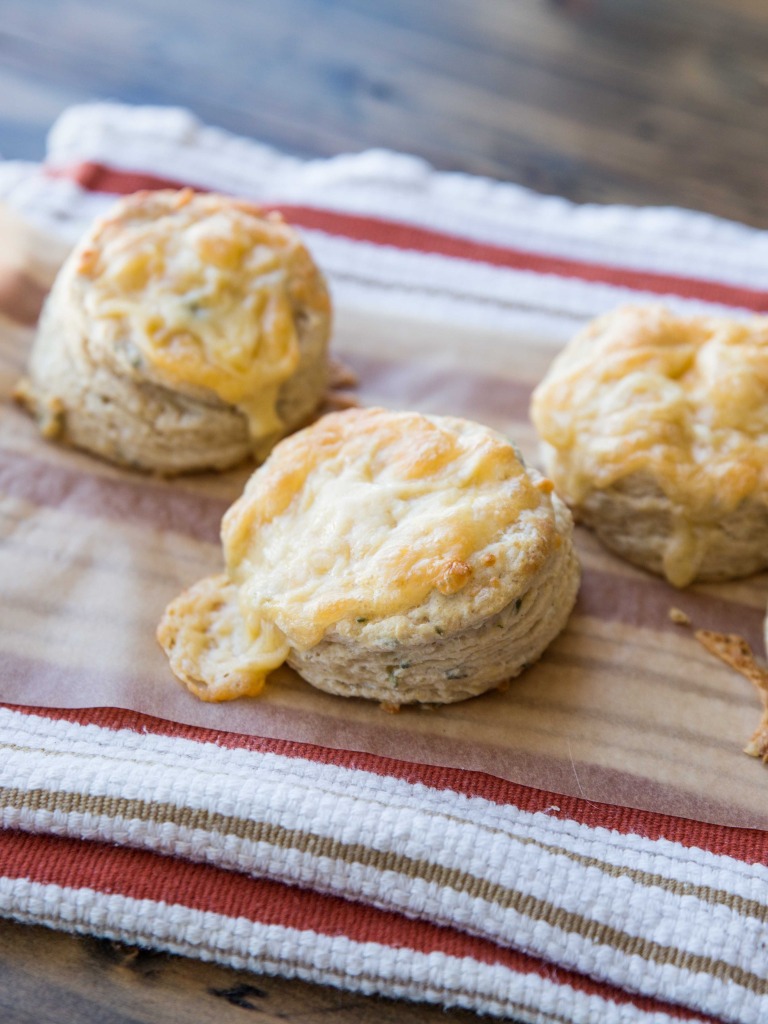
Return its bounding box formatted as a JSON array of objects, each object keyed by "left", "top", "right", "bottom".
[
  {"left": 76, "top": 245, "right": 99, "bottom": 276},
  {"left": 327, "top": 357, "right": 359, "bottom": 391},
  {"left": 321, "top": 358, "right": 360, "bottom": 414},
  {"left": 11, "top": 377, "right": 32, "bottom": 409},
  {"left": 13, "top": 379, "right": 65, "bottom": 439},
  {"left": 669, "top": 607, "right": 691, "bottom": 626},
  {"left": 323, "top": 391, "right": 361, "bottom": 412},
  {"left": 379, "top": 702, "right": 401, "bottom": 714},
  {"left": 694, "top": 629, "right": 768, "bottom": 760}
]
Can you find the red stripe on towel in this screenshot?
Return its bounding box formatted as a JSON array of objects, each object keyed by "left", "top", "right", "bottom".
[
  {"left": 47, "top": 161, "right": 768, "bottom": 312},
  {"left": 0, "top": 828, "right": 717, "bottom": 1021}
]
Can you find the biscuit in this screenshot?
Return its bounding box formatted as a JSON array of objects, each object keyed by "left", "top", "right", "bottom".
[
  {"left": 157, "top": 407, "right": 580, "bottom": 705},
  {"left": 530, "top": 305, "right": 768, "bottom": 587},
  {"left": 15, "top": 189, "right": 332, "bottom": 474}
]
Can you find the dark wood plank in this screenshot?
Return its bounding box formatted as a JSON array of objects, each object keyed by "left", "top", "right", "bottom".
[
  {"left": 0, "top": 918, "right": 488, "bottom": 1024},
  {"left": 1, "top": 0, "right": 768, "bottom": 223}
]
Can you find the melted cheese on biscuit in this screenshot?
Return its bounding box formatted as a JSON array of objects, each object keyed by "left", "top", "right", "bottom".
[
  {"left": 531, "top": 306, "right": 768, "bottom": 585},
  {"left": 78, "top": 189, "right": 320, "bottom": 442},
  {"left": 222, "top": 407, "right": 550, "bottom": 650}
]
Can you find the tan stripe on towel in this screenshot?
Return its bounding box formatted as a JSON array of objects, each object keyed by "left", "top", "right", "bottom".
[{"left": 2, "top": 779, "right": 767, "bottom": 995}]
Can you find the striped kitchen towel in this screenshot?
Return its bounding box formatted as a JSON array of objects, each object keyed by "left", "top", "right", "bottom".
[
  {"left": 4, "top": 704, "right": 768, "bottom": 1024},
  {"left": 1, "top": 103, "right": 768, "bottom": 1024}
]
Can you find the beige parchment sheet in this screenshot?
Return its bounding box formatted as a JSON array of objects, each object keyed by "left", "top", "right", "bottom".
[{"left": 1, "top": 211, "right": 767, "bottom": 830}]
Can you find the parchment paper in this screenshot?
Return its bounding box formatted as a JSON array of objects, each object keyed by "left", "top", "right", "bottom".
[{"left": 2, "top": 218, "right": 767, "bottom": 830}]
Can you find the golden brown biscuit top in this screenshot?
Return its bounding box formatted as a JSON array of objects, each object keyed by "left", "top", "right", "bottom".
[
  {"left": 73, "top": 188, "right": 330, "bottom": 441},
  {"left": 222, "top": 406, "right": 560, "bottom": 650},
  {"left": 531, "top": 305, "right": 768, "bottom": 520}
]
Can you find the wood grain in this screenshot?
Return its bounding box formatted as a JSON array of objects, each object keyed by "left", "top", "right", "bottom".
[
  {"left": 0, "top": 918, "right": 483, "bottom": 1024},
  {"left": 1, "top": 1, "right": 767, "bottom": 1020},
  {"left": 2, "top": 0, "right": 768, "bottom": 224}
]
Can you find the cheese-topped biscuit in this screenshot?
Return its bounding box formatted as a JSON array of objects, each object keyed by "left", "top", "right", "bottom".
[
  {"left": 531, "top": 305, "right": 768, "bottom": 586},
  {"left": 15, "top": 189, "right": 331, "bottom": 474},
  {"left": 158, "top": 407, "right": 580, "bottom": 705}
]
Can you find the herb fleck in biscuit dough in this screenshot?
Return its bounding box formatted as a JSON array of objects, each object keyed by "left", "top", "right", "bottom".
[
  {"left": 157, "top": 407, "right": 580, "bottom": 705},
  {"left": 15, "top": 189, "right": 332, "bottom": 474},
  {"left": 531, "top": 305, "right": 768, "bottom": 587}
]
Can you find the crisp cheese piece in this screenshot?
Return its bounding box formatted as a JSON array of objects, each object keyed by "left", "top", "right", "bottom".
[{"left": 156, "top": 574, "right": 289, "bottom": 702}]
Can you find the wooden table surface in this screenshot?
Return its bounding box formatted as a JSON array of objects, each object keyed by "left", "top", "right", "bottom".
[{"left": 2, "top": 1, "right": 768, "bottom": 1021}]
